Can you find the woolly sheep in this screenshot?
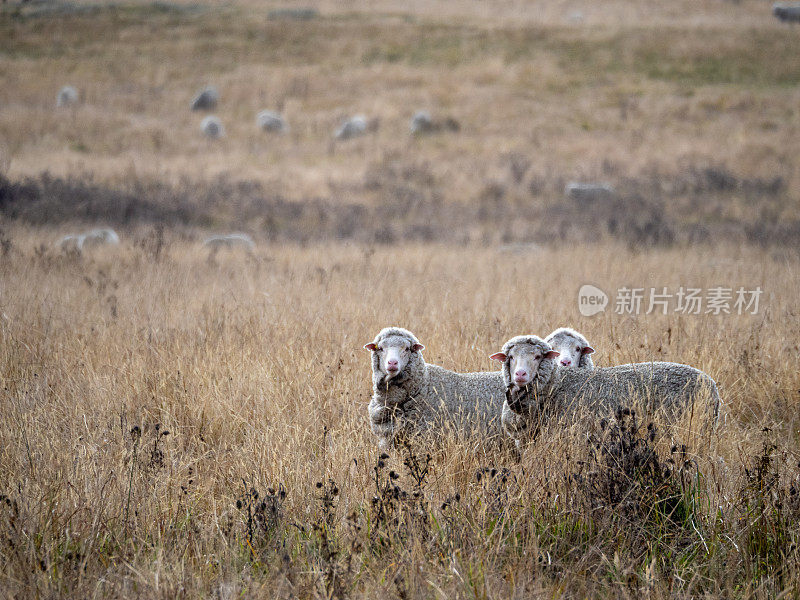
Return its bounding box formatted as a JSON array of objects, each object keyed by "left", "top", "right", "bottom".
[
  {"left": 334, "top": 115, "right": 372, "bottom": 140},
  {"left": 565, "top": 182, "right": 615, "bottom": 203},
  {"left": 80, "top": 228, "right": 120, "bottom": 249},
  {"left": 57, "top": 229, "right": 119, "bottom": 253},
  {"left": 409, "top": 111, "right": 460, "bottom": 135},
  {"left": 365, "top": 327, "right": 506, "bottom": 450},
  {"left": 57, "top": 234, "right": 83, "bottom": 252},
  {"left": 203, "top": 233, "right": 255, "bottom": 252},
  {"left": 773, "top": 3, "right": 800, "bottom": 22},
  {"left": 567, "top": 11, "right": 584, "bottom": 23},
  {"left": 544, "top": 327, "right": 595, "bottom": 369},
  {"left": 267, "top": 7, "right": 318, "bottom": 20},
  {"left": 201, "top": 116, "right": 225, "bottom": 139},
  {"left": 410, "top": 111, "right": 434, "bottom": 134},
  {"left": 490, "top": 335, "right": 721, "bottom": 448},
  {"left": 256, "top": 110, "right": 288, "bottom": 133},
  {"left": 56, "top": 85, "right": 79, "bottom": 108},
  {"left": 191, "top": 86, "right": 219, "bottom": 111}
]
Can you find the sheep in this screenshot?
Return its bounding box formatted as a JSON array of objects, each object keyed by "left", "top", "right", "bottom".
[
  {"left": 490, "top": 335, "right": 721, "bottom": 448},
  {"left": 267, "top": 7, "right": 318, "bottom": 20},
  {"left": 365, "top": 327, "right": 506, "bottom": 450},
  {"left": 565, "top": 182, "right": 615, "bottom": 203},
  {"left": 410, "top": 111, "right": 434, "bottom": 134},
  {"left": 409, "top": 111, "right": 460, "bottom": 135},
  {"left": 80, "top": 228, "right": 120, "bottom": 250},
  {"left": 191, "top": 86, "right": 219, "bottom": 111},
  {"left": 56, "top": 85, "right": 79, "bottom": 108},
  {"left": 773, "top": 3, "right": 800, "bottom": 22},
  {"left": 256, "top": 110, "right": 288, "bottom": 133},
  {"left": 57, "top": 229, "right": 119, "bottom": 253},
  {"left": 334, "top": 115, "right": 378, "bottom": 140},
  {"left": 544, "top": 327, "right": 595, "bottom": 369},
  {"left": 57, "top": 234, "right": 84, "bottom": 252},
  {"left": 567, "top": 11, "right": 584, "bottom": 23},
  {"left": 203, "top": 233, "right": 255, "bottom": 252},
  {"left": 201, "top": 116, "right": 225, "bottom": 139}
]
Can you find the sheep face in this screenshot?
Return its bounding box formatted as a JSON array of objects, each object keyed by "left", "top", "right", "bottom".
[
  {"left": 490, "top": 336, "right": 559, "bottom": 389},
  {"left": 546, "top": 329, "right": 594, "bottom": 368},
  {"left": 365, "top": 333, "right": 424, "bottom": 383}
]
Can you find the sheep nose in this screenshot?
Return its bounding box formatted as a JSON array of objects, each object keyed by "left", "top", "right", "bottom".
[
  {"left": 514, "top": 370, "right": 527, "bottom": 378},
  {"left": 387, "top": 360, "right": 399, "bottom": 370},
  {"left": 561, "top": 359, "right": 571, "bottom": 366}
]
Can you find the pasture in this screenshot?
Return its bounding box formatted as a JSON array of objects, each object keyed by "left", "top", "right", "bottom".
[{"left": 1, "top": 0, "right": 799, "bottom": 597}]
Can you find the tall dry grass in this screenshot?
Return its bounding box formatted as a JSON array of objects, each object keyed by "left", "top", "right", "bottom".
[
  {"left": 0, "top": 229, "right": 798, "bottom": 597},
  {"left": 1, "top": 0, "right": 799, "bottom": 596}
]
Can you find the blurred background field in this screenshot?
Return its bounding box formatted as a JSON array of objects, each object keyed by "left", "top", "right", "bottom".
[
  {"left": 1, "top": 0, "right": 800, "bottom": 246},
  {"left": 1, "top": 0, "right": 800, "bottom": 597}
]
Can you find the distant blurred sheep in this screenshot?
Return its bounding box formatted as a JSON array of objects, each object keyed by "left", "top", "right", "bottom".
[
  {"left": 191, "top": 86, "right": 219, "bottom": 111},
  {"left": 773, "top": 3, "right": 800, "bottom": 22},
  {"left": 201, "top": 116, "right": 225, "bottom": 139},
  {"left": 256, "top": 110, "right": 288, "bottom": 133},
  {"left": 56, "top": 86, "right": 79, "bottom": 108},
  {"left": 409, "top": 111, "right": 460, "bottom": 135},
  {"left": 565, "top": 182, "right": 615, "bottom": 203},
  {"left": 81, "top": 228, "right": 120, "bottom": 249},
  {"left": 410, "top": 111, "right": 434, "bottom": 134},
  {"left": 57, "top": 228, "right": 119, "bottom": 253},
  {"left": 58, "top": 234, "right": 83, "bottom": 252},
  {"left": 267, "top": 7, "right": 318, "bottom": 20},
  {"left": 334, "top": 115, "right": 378, "bottom": 140},
  {"left": 203, "top": 233, "right": 255, "bottom": 253}
]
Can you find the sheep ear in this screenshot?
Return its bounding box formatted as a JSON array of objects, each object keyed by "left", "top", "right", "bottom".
[
  {"left": 411, "top": 343, "right": 425, "bottom": 352},
  {"left": 582, "top": 346, "right": 595, "bottom": 355},
  {"left": 364, "top": 343, "right": 377, "bottom": 351},
  {"left": 544, "top": 350, "right": 560, "bottom": 360},
  {"left": 489, "top": 352, "right": 507, "bottom": 362}
]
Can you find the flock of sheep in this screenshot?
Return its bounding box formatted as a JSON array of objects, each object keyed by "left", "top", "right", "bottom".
[
  {"left": 365, "top": 326, "right": 721, "bottom": 451},
  {"left": 57, "top": 229, "right": 254, "bottom": 255},
  {"left": 56, "top": 84, "right": 456, "bottom": 141},
  {"left": 54, "top": 80, "right": 723, "bottom": 455}
]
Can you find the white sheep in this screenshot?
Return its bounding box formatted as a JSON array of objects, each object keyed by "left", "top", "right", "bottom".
[
  {"left": 256, "top": 110, "right": 288, "bottom": 133},
  {"left": 56, "top": 86, "right": 79, "bottom": 108},
  {"left": 409, "top": 111, "right": 460, "bottom": 135},
  {"left": 80, "top": 228, "right": 120, "bottom": 250},
  {"left": 365, "top": 327, "right": 506, "bottom": 450},
  {"left": 201, "top": 116, "right": 225, "bottom": 139},
  {"left": 57, "top": 234, "right": 84, "bottom": 252},
  {"left": 544, "top": 327, "right": 595, "bottom": 369},
  {"left": 410, "top": 111, "right": 434, "bottom": 134},
  {"left": 57, "top": 229, "right": 119, "bottom": 253},
  {"left": 191, "top": 86, "right": 219, "bottom": 111},
  {"left": 490, "top": 335, "right": 721, "bottom": 448},
  {"left": 565, "top": 182, "right": 615, "bottom": 203},
  {"left": 203, "top": 233, "right": 255, "bottom": 252},
  {"left": 335, "top": 115, "right": 370, "bottom": 140}
]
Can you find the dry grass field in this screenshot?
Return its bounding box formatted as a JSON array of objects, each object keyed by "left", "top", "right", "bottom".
[
  {"left": 0, "top": 235, "right": 798, "bottom": 598},
  {"left": 1, "top": 0, "right": 800, "bottom": 597}
]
